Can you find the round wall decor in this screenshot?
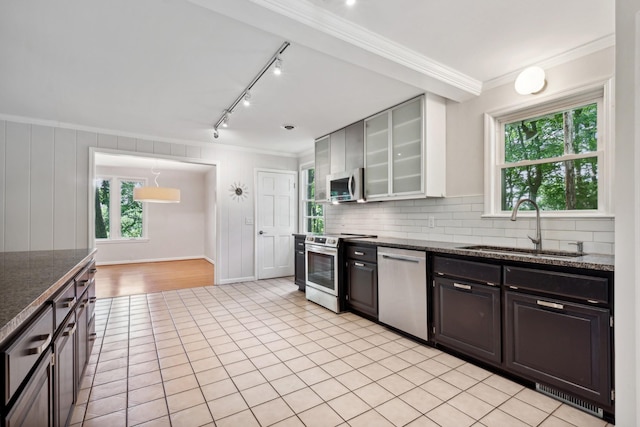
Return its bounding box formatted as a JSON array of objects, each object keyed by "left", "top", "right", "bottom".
[{"left": 229, "top": 182, "right": 249, "bottom": 202}]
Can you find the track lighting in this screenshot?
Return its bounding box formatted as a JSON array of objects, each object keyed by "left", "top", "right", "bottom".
[
  {"left": 212, "top": 41, "right": 290, "bottom": 139},
  {"left": 273, "top": 57, "right": 283, "bottom": 75}
]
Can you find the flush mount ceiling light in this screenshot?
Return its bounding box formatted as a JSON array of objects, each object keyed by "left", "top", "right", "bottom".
[
  {"left": 281, "top": 124, "right": 296, "bottom": 130},
  {"left": 133, "top": 167, "right": 180, "bottom": 203},
  {"left": 346, "top": 0, "right": 356, "bottom": 6},
  {"left": 212, "top": 41, "right": 290, "bottom": 139},
  {"left": 514, "top": 66, "right": 546, "bottom": 95}
]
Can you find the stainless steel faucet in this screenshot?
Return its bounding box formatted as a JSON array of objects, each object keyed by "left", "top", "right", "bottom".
[{"left": 510, "top": 198, "right": 542, "bottom": 253}]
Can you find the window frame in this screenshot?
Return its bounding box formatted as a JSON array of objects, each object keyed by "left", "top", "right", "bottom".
[
  {"left": 95, "top": 175, "right": 148, "bottom": 242},
  {"left": 299, "top": 162, "right": 325, "bottom": 234},
  {"left": 483, "top": 80, "right": 614, "bottom": 218}
]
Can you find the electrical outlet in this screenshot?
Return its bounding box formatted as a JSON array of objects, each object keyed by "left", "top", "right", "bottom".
[{"left": 428, "top": 216, "right": 435, "bottom": 228}]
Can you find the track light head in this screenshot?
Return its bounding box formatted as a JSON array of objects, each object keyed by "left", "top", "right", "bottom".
[
  {"left": 243, "top": 91, "right": 251, "bottom": 107},
  {"left": 213, "top": 129, "right": 219, "bottom": 139},
  {"left": 221, "top": 112, "right": 230, "bottom": 128},
  {"left": 274, "top": 57, "right": 283, "bottom": 75}
]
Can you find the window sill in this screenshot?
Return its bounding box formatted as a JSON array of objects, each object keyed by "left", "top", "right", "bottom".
[{"left": 96, "top": 238, "right": 149, "bottom": 244}]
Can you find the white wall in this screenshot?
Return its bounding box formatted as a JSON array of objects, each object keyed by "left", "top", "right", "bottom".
[
  {"left": 323, "top": 47, "right": 615, "bottom": 255},
  {"left": 614, "top": 0, "right": 639, "bottom": 424},
  {"left": 95, "top": 165, "right": 209, "bottom": 264},
  {"left": 204, "top": 167, "right": 217, "bottom": 262},
  {"left": 0, "top": 119, "right": 298, "bottom": 283}
]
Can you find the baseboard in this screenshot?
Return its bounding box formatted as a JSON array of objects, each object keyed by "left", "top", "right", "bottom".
[
  {"left": 218, "top": 276, "right": 257, "bottom": 285},
  {"left": 97, "top": 256, "right": 213, "bottom": 266}
]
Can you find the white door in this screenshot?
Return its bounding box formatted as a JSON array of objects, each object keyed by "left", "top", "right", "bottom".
[{"left": 257, "top": 170, "right": 297, "bottom": 279}]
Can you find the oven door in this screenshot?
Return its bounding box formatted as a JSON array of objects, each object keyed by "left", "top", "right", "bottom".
[{"left": 305, "top": 244, "right": 339, "bottom": 296}]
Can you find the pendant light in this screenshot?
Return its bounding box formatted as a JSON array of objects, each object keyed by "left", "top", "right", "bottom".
[{"left": 133, "top": 167, "right": 180, "bottom": 203}]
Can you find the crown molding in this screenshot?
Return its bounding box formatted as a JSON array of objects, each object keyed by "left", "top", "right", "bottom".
[
  {"left": 249, "top": 0, "right": 482, "bottom": 96},
  {"left": 482, "top": 34, "right": 615, "bottom": 91}
]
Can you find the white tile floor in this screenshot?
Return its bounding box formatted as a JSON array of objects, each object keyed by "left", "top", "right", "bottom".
[{"left": 71, "top": 277, "right": 614, "bottom": 427}]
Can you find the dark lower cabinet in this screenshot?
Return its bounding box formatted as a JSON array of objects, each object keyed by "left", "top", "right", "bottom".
[
  {"left": 433, "top": 277, "right": 501, "bottom": 365},
  {"left": 505, "top": 290, "right": 612, "bottom": 409},
  {"left": 4, "top": 349, "right": 53, "bottom": 427},
  {"left": 76, "top": 296, "right": 88, "bottom": 390},
  {"left": 54, "top": 313, "right": 76, "bottom": 427},
  {"left": 346, "top": 257, "right": 378, "bottom": 319},
  {"left": 294, "top": 236, "right": 306, "bottom": 291}
]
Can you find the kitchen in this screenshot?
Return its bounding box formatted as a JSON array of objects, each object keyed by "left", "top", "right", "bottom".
[{"left": 0, "top": 0, "right": 637, "bottom": 426}]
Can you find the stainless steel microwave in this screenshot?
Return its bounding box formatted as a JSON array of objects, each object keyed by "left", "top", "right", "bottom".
[{"left": 327, "top": 168, "right": 365, "bottom": 203}]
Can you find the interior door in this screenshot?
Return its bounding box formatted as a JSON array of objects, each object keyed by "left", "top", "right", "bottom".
[{"left": 257, "top": 170, "right": 296, "bottom": 279}]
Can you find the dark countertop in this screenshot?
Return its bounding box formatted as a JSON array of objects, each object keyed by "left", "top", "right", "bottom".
[
  {"left": 0, "top": 248, "right": 97, "bottom": 344},
  {"left": 346, "top": 237, "right": 614, "bottom": 272}
]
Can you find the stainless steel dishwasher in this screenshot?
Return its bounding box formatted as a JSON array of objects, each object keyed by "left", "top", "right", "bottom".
[{"left": 377, "top": 247, "right": 428, "bottom": 340}]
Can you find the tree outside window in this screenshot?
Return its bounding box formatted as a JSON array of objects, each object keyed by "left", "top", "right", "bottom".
[
  {"left": 95, "top": 177, "right": 145, "bottom": 239},
  {"left": 500, "top": 102, "right": 599, "bottom": 212},
  {"left": 302, "top": 167, "right": 324, "bottom": 234}
]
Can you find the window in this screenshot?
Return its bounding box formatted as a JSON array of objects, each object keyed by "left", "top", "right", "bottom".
[
  {"left": 301, "top": 166, "right": 324, "bottom": 234},
  {"left": 485, "top": 85, "right": 611, "bottom": 216},
  {"left": 95, "top": 177, "right": 146, "bottom": 240}
]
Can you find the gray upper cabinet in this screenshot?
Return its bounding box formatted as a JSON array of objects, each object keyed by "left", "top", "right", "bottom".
[
  {"left": 364, "top": 94, "right": 446, "bottom": 201},
  {"left": 315, "top": 120, "right": 365, "bottom": 202},
  {"left": 314, "top": 136, "right": 330, "bottom": 202}
]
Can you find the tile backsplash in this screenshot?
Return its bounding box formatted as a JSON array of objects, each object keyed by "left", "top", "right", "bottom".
[{"left": 325, "top": 195, "right": 614, "bottom": 255}]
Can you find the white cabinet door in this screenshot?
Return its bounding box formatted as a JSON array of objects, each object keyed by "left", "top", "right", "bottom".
[
  {"left": 314, "top": 136, "right": 330, "bottom": 202},
  {"left": 364, "top": 113, "right": 390, "bottom": 198}
]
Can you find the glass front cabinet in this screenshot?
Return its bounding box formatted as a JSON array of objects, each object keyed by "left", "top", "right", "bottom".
[{"left": 364, "top": 94, "right": 446, "bottom": 201}]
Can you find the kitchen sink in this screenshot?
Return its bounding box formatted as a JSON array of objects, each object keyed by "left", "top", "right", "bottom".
[{"left": 458, "top": 245, "right": 583, "bottom": 258}]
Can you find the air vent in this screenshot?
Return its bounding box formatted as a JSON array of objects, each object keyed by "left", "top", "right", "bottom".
[{"left": 536, "top": 383, "right": 603, "bottom": 418}]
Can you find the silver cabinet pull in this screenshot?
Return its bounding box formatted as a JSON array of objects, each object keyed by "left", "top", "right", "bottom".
[
  {"left": 62, "top": 297, "right": 77, "bottom": 308},
  {"left": 89, "top": 297, "right": 97, "bottom": 304},
  {"left": 88, "top": 333, "right": 97, "bottom": 341},
  {"left": 28, "top": 334, "right": 52, "bottom": 355},
  {"left": 537, "top": 300, "right": 564, "bottom": 310},
  {"left": 354, "top": 262, "right": 365, "bottom": 267},
  {"left": 77, "top": 280, "right": 89, "bottom": 288},
  {"left": 63, "top": 322, "right": 77, "bottom": 337},
  {"left": 453, "top": 283, "right": 472, "bottom": 290},
  {"left": 354, "top": 251, "right": 365, "bottom": 256}
]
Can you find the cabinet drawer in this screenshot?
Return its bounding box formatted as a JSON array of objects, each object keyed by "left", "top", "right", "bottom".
[
  {"left": 433, "top": 256, "right": 501, "bottom": 286},
  {"left": 345, "top": 245, "right": 377, "bottom": 263},
  {"left": 52, "top": 281, "right": 76, "bottom": 331},
  {"left": 1, "top": 305, "right": 54, "bottom": 406},
  {"left": 295, "top": 238, "right": 305, "bottom": 249},
  {"left": 433, "top": 277, "right": 501, "bottom": 365},
  {"left": 504, "top": 290, "right": 611, "bottom": 408},
  {"left": 504, "top": 266, "right": 609, "bottom": 304},
  {"left": 75, "top": 261, "right": 96, "bottom": 297}
]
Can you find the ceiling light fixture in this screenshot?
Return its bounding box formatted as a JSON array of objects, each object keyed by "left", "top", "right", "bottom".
[
  {"left": 133, "top": 167, "right": 180, "bottom": 203},
  {"left": 273, "top": 57, "right": 283, "bottom": 75},
  {"left": 514, "top": 66, "right": 546, "bottom": 95},
  {"left": 346, "top": 0, "right": 356, "bottom": 6},
  {"left": 212, "top": 41, "right": 290, "bottom": 139}
]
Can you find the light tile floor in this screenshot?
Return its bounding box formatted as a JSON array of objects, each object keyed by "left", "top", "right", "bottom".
[{"left": 71, "top": 278, "right": 615, "bottom": 427}]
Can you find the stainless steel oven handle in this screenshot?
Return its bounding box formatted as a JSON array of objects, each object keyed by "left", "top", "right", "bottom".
[{"left": 306, "top": 246, "right": 338, "bottom": 256}]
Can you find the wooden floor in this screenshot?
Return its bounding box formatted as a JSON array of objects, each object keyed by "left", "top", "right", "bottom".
[{"left": 95, "top": 259, "right": 215, "bottom": 298}]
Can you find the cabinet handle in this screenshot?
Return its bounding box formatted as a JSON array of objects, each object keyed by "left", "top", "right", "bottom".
[
  {"left": 64, "top": 322, "right": 77, "bottom": 337},
  {"left": 78, "top": 280, "right": 89, "bottom": 288},
  {"left": 88, "top": 333, "right": 97, "bottom": 341},
  {"left": 453, "top": 283, "right": 472, "bottom": 291},
  {"left": 28, "top": 334, "right": 52, "bottom": 355},
  {"left": 62, "top": 297, "right": 77, "bottom": 308},
  {"left": 381, "top": 254, "right": 421, "bottom": 263},
  {"left": 536, "top": 300, "right": 564, "bottom": 310},
  {"left": 298, "top": 251, "right": 304, "bottom": 255},
  {"left": 354, "top": 251, "right": 365, "bottom": 256},
  {"left": 89, "top": 297, "right": 97, "bottom": 304},
  {"left": 90, "top": 268, "right": 98, "bottom": 274},
  {"left": 354, "top": 262, "right": 365, "bottom": 267}
]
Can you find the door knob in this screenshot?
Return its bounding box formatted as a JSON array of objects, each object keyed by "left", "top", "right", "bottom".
[{"left": 259, "top": 230, "right": 264, "bottom": 235}]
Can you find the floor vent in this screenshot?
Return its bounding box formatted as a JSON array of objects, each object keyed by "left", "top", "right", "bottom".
[{"left": 536, "top": 383, "right": 603, "bottom": 419}]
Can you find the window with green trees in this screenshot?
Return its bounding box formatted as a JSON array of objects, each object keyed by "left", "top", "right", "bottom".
[
  {"left": 95, "top": 177, "right": 145, "bottom": 239},
  {"left": 498, "top": 99, "right": 601, "bottom": 212},
  {"left": 301, "top": 167, "right": 324, "bottom": 234}
]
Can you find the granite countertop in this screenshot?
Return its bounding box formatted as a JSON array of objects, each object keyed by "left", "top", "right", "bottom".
[
  {"left": 0, "top": 248, "right": 97, "bottom": 344},
  {"left": 347, "top": 236, "right": 614, "bottom": 272}
]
